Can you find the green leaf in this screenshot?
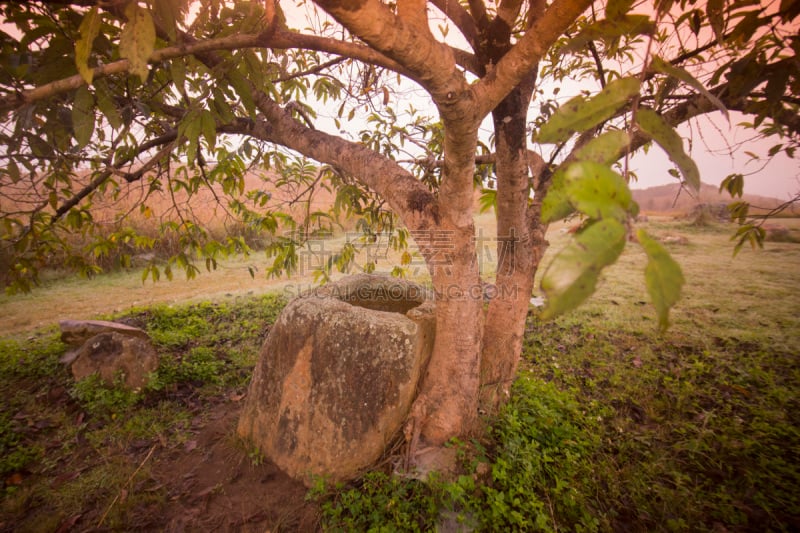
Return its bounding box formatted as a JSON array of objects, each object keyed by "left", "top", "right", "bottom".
[
  {"left": 768, "top": 144, "right": 784, "bottom": 157},
  {"left": 119, "top": 3, "right": 156, "bottom": 81},
  {"left": 94, "top": 79, "right": 122, "bottom": 130},
  {"left": 169, "top": 58, "right": 186, "bottom": 90},
  {"left": 540, "top": 219, "right": 627, "bottom": 319},
  {"left": 560, "top": 15, "right": 655, "bottom": 55},
  {"left": 729, "top": 10, "right": 761, "bottom": 44},
  {"left": 179, "top": 111, "right": 202, "bottom": 163},
  {"left": 200, "top": 110, "right": 217, "bottom": 149},
  {"left": 152, "top": 0, "right": 187, "bottom": 40},
  {"left": 606, "top": 0, "right": 634, "bottom": 19},
  {"left": 227, "top": 69, "right": 256, "bottom": 116},
  {"left": 727, "top": 200, "right": 749, "bottom": 224},
  {"left": 243, "top": 49, "right": 267, "bottom": 91},
  {"left": 564, "top": 162, "right": 632, "bottom": 221},
  {"left": 212, "top": 88, "right": 236, "bottom": 123},
  {"left": 638, "top": 230, "right": 684, "bottom": 331},
  {"left": 650, "top": 56, "right": 728, "bottom": 120},
  {"left": 572, "top": 130, "right": 631, "bottom": 165},
  {"left": 780, "top": 0, "right": 800, "bottom": 21},
  {"left": 635, "top": 108, "right": 700, "bottom": 192},
  {"left": 542, "top": 131, "right": 632, "bottom": 224},
  {"left": 688, "top": 9, "right": 702, "bottom": 36},
  {"left": 731, "top": 224, "right": 765, "bottom": 256},
  {"left": 6, "top": 159, "right": 20, "bottom": 183},
  {"left": 707, "top": 0, "right": 725, "bottom": 44},
  {"left": 478, "top": 189, "right": 497, "bottom": 214},
  {"left": 537, "top": 77, "right": 640, "bottom": 144},
  {"left": 75, "top": 6, "right": 101, "bottom": 84},
  {"left": 541, "top": 169, "right": 575, "bottom": 223},
  {"left": 719, "top": 173, "right": 744, "bottom": 198},
  {"left": 764, "top": 67, "right": 790, "bottom": 106},
  {"left": 655, "top": 0, "right": 675, "bottom": 17},
  {"left": 72, "top": 85, "right": 95, "bottom": 148}
]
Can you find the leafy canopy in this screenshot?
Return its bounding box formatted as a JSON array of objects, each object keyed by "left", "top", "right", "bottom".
[{"left": 0, "top": 0, "right": 797, "bottom": 325}]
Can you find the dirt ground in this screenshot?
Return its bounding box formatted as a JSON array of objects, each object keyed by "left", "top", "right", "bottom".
[
  {"left": 1, "top": 395, "right": 320, "bottom": 532},
  {"left": 148, "top": 402, "right": 319, "bottom": 532}
]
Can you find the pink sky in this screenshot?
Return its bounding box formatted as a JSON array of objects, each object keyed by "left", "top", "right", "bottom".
[{"left": 628, "top": 111, "right": 798, "bottom": 199}]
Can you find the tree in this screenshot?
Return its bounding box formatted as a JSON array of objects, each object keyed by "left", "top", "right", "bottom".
[{"left": 0, "top": 0, "right": 798, "bottom": 452}]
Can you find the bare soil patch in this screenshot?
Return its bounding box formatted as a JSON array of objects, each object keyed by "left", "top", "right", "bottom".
[
  {"left": 150, "top": 402, "right": 318, "bottom": 532},
  {"left": 1, "top": 390, "right": 319, "bottom": 532}
]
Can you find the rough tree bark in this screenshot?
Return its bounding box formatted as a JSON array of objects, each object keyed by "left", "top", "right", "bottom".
[
  {"left": 313, "top": 0, "right": 593, "bottom": 448},
  {"left": 478, "top": 1, "right": 548, "bottom": 411}
]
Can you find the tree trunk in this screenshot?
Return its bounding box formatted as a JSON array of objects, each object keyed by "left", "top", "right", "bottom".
[
  {"left": 479, "top": 80, "right": 545, "bottom": 411},
  {"left": 406, "top": 221, "right": 484, "bottom": 447},
  {"left": 406, "top": 111, "right": 485, "bottom": 447}
]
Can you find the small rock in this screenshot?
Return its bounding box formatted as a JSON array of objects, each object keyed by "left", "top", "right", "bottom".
[
  {"left": 661, "top": 234, "right": 689, "bottom": 245},
  {"left": 763, "top": 224, "right": 799, "bottom": 243},
  {"left": 70, "top": 332, "right": 159, "bottom": 390}
]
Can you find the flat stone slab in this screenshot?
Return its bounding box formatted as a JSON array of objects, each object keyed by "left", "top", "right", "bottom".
[{"left": 60, "top": 319, "right": 150, "bottom": 346}]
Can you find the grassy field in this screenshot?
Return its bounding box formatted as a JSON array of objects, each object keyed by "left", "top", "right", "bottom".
[
  {"left": 0, "top": 224, "right": 415, "bottom": 336},
  {"left": 0, "top": 216, "right": 798, "bottom": 531}
]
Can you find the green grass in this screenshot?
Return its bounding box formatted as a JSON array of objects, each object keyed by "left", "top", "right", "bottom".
[
  {"left": 518, "top": 318, "right": 799, "bottom": 530},
  {"left": 314, "top": 219, "right": 800, "bottom": 532},
  {"left": 0, "top": 293, "right": 286, "bottom": 528},
  {"left": 1, "top": 218, "right": 798, "bottom": 531}
]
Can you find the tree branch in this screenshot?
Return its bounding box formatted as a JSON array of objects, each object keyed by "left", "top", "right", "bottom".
[
  {"left": 495, "top": 0, "right": 524, "bottom": 29},
  {"left": 3, "top": 0, "right": 96, "bottom": 6},
  {"left": 399, "top": 153, "right": 496, "bottom": 168},
  {"left": 745, "top": 192, "right": 800, "bottom": 222},
  {"left": 429, "top": 0, "right": 480, "bottom": 51},
  {"left": 48, "top": 132, "right": 178, "bottom": 226},
  {"left": 271, "top": 29, "right": 411, "bottom": 77},
  {"left": 726, "top": 98, "right": 800, "bottom": 138},
  {"left": 0, "top": 32, "right": 268, "bottom": 117},
  {"left": 273, "top": 56, "right": 346, "bottom": 83},
  {"left": 467, "top": 0, "right": 490, "bottom": 32},
  {"left": 474, "top": 0, "right": 593, "bottom": 116},
  {"left": 587, "top": 40, "right": 606, "bottom": 88},
  {"left": 0, "top": 25, "right": 413, "bottom": 117},
  {"left": 314, "top": 0, "right": 470, "bottom": 106},
  {"left": 178, "top": 29, "right": 442, "bottom": 235},
  {"left": 248, "top": 94, "right": 441, "bottom": 232}
]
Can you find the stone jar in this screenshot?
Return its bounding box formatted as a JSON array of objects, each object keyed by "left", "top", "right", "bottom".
[{"left": 237, "top": 274, "right": 435, "bottom": 486}]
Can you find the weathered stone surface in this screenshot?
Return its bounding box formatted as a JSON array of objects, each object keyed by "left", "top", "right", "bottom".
[
  {"left": 60, "top": 319, "right": 150, "bottom": 346},
  {"left": 238, "top": 274, "right": 435, "bottom": 486},
  {"left": 661, "top": 234, "right": 690, "bottom": 245},
  {"left": 70, "top": 332, "right": 160, "bottom": 390}
]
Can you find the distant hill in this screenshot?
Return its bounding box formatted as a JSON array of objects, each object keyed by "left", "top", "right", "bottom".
[{"left": 631, "top": 182, "right": 794, "bottom": 215}]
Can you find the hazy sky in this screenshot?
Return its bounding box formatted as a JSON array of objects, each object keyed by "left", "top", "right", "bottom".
[{"left": 628, "top": 112, "right": 798, "bottom": 199}]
